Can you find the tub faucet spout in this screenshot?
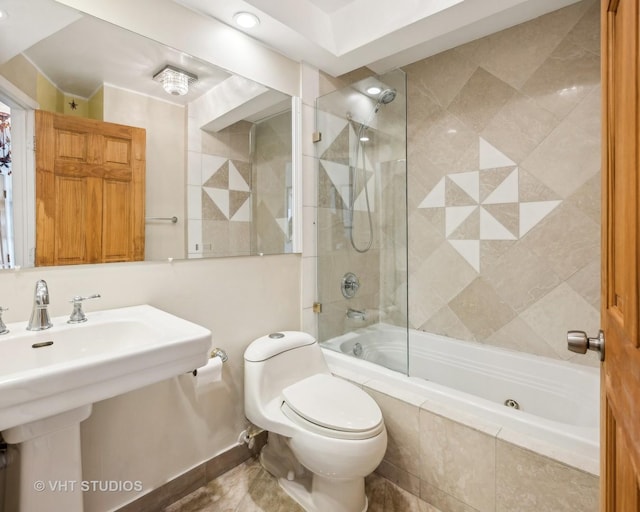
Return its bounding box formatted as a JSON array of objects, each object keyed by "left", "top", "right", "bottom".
[
  {"left": 346, "top": 308, "right": 366, "bottom": 321},
  {"left": 27, "top": 280, "right": 52, "bottom": 331}
]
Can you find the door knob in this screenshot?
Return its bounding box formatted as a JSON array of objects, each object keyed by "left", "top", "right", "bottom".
[{"left": 567, "top": 330, "right": 605, "bottom": 361}]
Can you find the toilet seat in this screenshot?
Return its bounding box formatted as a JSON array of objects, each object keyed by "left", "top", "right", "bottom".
[{"left": 281, "top": 374, "right": 384, "bottom": 440}]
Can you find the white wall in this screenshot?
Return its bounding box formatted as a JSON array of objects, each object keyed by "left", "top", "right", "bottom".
[
  {"left": 102, "top": 85, "right": 187, "bottom": 261},
  {"left": 0, "top": 255, "right": 300, "bottom": 510}
]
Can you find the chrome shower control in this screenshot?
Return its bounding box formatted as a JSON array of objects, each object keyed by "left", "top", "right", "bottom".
[{"left": 341, "top": 272, "right": 360, "bottom": 299}]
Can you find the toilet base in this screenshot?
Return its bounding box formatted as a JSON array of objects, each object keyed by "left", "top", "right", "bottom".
[
  {"left": 278, "top": 474, "right": 368, "bottom": 512},
  {"left": 259, "top": 435, "right": 368, "bottom": 512}
]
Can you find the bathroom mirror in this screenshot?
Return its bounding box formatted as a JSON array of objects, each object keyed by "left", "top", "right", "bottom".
[{"left": 0, "top": 0, "right": 300, "bottom": 267}]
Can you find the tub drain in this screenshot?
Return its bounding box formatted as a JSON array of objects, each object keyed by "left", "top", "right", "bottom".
[{"left": 504, "top": 398, "right": 520, "bottom": 410}]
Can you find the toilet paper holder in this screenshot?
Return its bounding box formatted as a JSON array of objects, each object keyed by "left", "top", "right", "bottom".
[{"left": 191, "top": 348, "right": 228, "bottom": 377}]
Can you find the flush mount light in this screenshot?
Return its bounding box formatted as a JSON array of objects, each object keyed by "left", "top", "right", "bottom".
[
  {"left": 233, "top": 11, "right": 260, "bottom": 29},
  {"left": 366, "top": 86, "right": 382, "bottom": 95},
  {"left": 153, "top": 65, "right": 198, "bottom": 96}
]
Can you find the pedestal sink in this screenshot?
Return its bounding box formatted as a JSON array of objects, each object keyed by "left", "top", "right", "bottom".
[{"left": 0, "top": 305, "right": 212, "bottom": 512}]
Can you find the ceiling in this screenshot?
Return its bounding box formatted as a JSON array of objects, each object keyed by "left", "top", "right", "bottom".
[
  {"left": 0, "top": 0, "right": 232, "bottom": 104},
  {"left": 0, "top": 0, "right": 585, "bottom": 102},
  {"left": 173, "top": 0, "right": 584, "bottom": 76}
]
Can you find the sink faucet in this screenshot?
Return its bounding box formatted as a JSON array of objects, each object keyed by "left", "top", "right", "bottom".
[{"left": 27, "top": 280, "right": 52, "bottom": 331}]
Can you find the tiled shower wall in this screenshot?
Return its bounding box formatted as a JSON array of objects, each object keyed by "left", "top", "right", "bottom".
[
  {"left": 187, "top": 113, "right": 292, "bottom": 258},
  {"left": 252, "top": 110, "right": 293, "bottom": 255},
  {"left": 187, "top": 120, "right": 253, "bottom": 257},
  {"left": 405, "top": 0, "right": 601, "bottom": 364}
]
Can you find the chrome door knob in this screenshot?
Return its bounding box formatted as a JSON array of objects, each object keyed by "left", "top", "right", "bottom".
[{"left": 567, "top": 330, "right": 605, "bottom": 361}]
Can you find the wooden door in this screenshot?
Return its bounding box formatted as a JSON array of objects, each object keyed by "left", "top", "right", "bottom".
[
  {"left": 35, "top": 110, "right": 145, "bottom": 266},
  {"left": 601, "top": 0, "right": 640, "bottom": 509}
]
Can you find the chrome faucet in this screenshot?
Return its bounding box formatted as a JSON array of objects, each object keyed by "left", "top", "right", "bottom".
[
  {"left": 27, "top": 280, "right": 52, "bottom": 331},
  {"left": 346, "top": 308, "right": 366, "bottom": 321}
]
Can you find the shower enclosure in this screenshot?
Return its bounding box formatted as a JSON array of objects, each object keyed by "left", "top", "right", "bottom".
[{"left": 315, "top": 69, "right": 408, "bottom": 373}]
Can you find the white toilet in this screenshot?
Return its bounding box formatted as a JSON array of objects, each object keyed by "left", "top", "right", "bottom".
[{"left": 244, "top": 331, "right": 387, "bottom": 512}]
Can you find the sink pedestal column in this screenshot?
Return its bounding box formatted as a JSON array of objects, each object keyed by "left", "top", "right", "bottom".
[{"left": 3, "top": 405, "right": 91, "bottom": 512}]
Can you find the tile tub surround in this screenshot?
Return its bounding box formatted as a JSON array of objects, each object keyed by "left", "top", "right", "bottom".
[
  {"left": 361, "top": 378, "right": 599, "bottom": 512},
  {"left": 404, "top": 0, "right": 601, "bottom": 364}
]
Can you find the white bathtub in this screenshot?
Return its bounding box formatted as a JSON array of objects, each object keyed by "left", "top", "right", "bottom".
[{"left": 321, "top": 323, "right": 600, "bottom": 475}]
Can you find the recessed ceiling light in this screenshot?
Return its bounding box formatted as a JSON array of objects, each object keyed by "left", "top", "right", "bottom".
[
  {"left": 0, "top": 10, "right": 9, "bottom": 21},
  {"left": 233, "top": 12, "right": 260, "bottom": 29},
  {"left": 366, "top": 86, "right": 382, "bottom": 95}
]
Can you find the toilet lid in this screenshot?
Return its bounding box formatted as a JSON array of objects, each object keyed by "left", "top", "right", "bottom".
[{"left": 281, "top": 374, "right": 383, "bottom": 434}]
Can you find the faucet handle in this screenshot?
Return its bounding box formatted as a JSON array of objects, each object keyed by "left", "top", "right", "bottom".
[
  {"left": 0, "top": 307, "right": 8, "bottom": 335},
  {"left": 67, "top": 294, "right": 101, "bottom": 324}
]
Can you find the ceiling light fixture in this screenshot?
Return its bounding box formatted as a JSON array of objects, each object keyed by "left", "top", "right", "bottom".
[
  {"left": 0, "top": 9, "right": 8, "bottom": 21},
  {"left": 233, "top": 11, "right": 260, "bottom": 29},
  {"left": 366, "top": 86, "right": 382, "bottom": 95},
  {"left": 153, "top": 65, "right": 198, "bottom": 96}
]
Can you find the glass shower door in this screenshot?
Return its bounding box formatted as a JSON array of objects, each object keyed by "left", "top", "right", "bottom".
[{"left": 314, "top": 69, "right": 409, "bottom": 374}]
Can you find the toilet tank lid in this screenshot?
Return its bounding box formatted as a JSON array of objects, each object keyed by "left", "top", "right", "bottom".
[{"left": 244, "top": 331, "right": 316, "bottom": 362}]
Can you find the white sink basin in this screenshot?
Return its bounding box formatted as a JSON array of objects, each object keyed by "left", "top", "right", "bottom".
[{"left": 0, "top": 304, "right": 212, "bottom": 434}]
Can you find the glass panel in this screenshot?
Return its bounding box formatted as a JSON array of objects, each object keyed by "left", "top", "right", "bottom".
[{"left": 315, "top": 69, "right": 408, "bottom": 375}]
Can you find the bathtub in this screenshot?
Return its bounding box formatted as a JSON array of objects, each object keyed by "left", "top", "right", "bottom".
[{"left": 321, "top": 323, "right": 600, "bottom": 476}]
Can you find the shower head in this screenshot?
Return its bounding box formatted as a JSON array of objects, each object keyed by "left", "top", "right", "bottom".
[
  {"left": 374, "top": 88, "right": 397, "bottom": 113},
  {"left": 378, "top": 88, "right": 397, "bottom": 105}
]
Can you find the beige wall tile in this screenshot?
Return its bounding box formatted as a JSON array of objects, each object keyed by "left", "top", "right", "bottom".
[
  {"left": 420, "top": 481, "right": 482, "bottom": 512},
  {"left": 455, "top": 1, "right": 591, "bottom": 89},
  {"left": 482, "top": 242, "right": 562, "bottom": 313},
  {"left": 414, "top": 243, "right": 479, "bottom": 303},
  {"left": 565, "top": 0, "right": 601, "bottom": 55},
  {"left": 448, "top": 278, "right": 517, "bottom": 340},
  {"left": 520, "top": 116, "right": 600, "bottom": 199},
  {"left": 486, "top": 316, "right": 559, "bottom": 358},
  {"left": 564, "top": 170, "right": 601, "bottom": 226},
  {"left": 419, "top": 110, "right": 479, "bottom": 172},
  {"left": 480, "top": 92, "right": 557, "bottom": 164},
  {"left": 403, "top": 48, "right": 477, "bottom": 109},
  {"left": 521, "top": 39, "right": 600, "bottom": 119},
  {"left": 375, "top": 460, "right": 422, "bottom": 498},
  {"left": 419, "top": 410, "right": 496, "bottom": 512},
  {"left": 448, "top": 68, "right": 517, "bottom": 132},
  {"left": 419, "top": 305, "right": 475, "bottom": 341},
  {"left": 366, "top": 388, "right": 422, "bottom": 477},
  {"left": 566, "top": 259, "right": 600, "bottom": 309},
  {"left": 564, "top": 84, "right": 601, "bottom": 143},
  {"left": 520, "top": 202, "right": 599, "bottom": 280},
  {"left": 496, "top": 440, "right": 599, "bottom": 512},
  {"left": 519, "top": 282, "right": 599, "bottom": 359}
]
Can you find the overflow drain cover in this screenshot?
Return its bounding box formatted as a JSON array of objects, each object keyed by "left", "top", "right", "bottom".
[{"left": 504, "top": 398, "right": 520, "bottom": 410}]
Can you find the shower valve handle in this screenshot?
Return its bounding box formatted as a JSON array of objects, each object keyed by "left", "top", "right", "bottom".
[{"left": 341, "top": 273, "right": 360, "bottom": 298}]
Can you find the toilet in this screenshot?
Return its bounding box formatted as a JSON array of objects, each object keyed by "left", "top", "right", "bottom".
[{"left": 244, "top": 331, "right": 387, "bottom": 512}]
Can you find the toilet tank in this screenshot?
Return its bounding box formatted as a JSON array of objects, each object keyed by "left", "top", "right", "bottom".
[{"left": 244, "top": 332, "right": 330, "bottom": 422}]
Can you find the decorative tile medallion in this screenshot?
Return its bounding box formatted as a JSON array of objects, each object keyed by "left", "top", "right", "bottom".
[{"left": 418, "top": 137, "right": 561, "bottom": 271}]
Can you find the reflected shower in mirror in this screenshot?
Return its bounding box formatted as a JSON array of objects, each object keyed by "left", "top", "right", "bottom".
[{"left": 0, "top": 0, "right": 297, "bottom": 268}]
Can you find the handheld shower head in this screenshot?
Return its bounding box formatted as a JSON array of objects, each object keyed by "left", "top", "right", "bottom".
[
  {"left": 378, "top": 88, "right": 397, "bottom": 105},
  {"left": 374, "top": 88, "right": 397, "bottom": 113}
]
